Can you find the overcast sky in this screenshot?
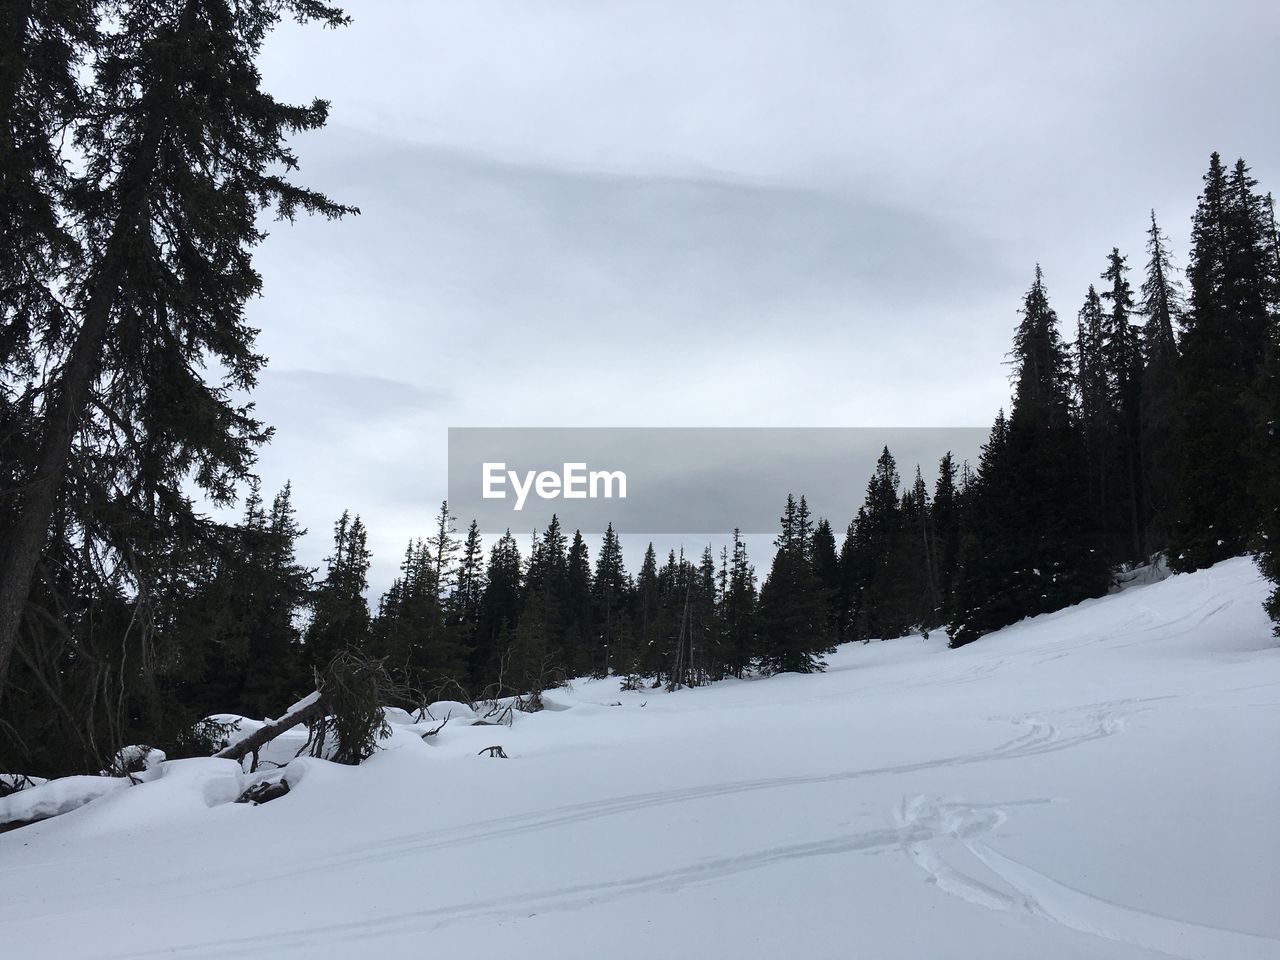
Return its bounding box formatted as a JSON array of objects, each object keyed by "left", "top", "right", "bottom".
[{"left": 240, "top": 0, "right": 1280, "bottom": 588}]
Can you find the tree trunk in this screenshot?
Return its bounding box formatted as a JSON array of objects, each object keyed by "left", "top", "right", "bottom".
[{"left": 215, "top": 692, "right": 326, "bottom": 764}]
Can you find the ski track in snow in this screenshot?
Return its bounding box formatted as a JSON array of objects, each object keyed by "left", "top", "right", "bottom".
[
  {"left": 35, "top": 702, "right": 1145, "bottom": 959},
  {"left": 896, "top": 795, "right": 1280, "bottom": 960},
  {"left": 58, "top": 699, "right": 1140, "bottom": 909},
  {"left": 4, "top": 558, "right": 1278, "bottom": 960}
]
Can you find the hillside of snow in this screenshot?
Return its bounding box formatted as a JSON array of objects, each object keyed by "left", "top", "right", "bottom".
[{"left": 1, "top": 556, "right": 1277, "bottom": 959}]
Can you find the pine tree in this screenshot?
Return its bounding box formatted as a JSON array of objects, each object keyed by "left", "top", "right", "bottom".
[
  {"left": 0, "top": 1, "right": 93, "bottom": 381},
  {"left": 1248, "top": 194, "right": 1280, "bottom": 632},
  {"left": 722, "top": 530, "right": 758, "bottom": 678},
  {"left": 691, "top": 544, "right": 720, "bottom": 681},
  {"left": 628, "top": 543, "right": 660, "bottom": 681},
  {"left": 758, "top": 495, "right": 830, "bottom": 673},
  {"left": 898, "top": 466, "right": 940, "bottom": 629},
  {"left": 840, "top": 448, "right": 903, "bottom": 640},
  {"left": 517, "top": 516, "right": 569, "bottom": 687},
  {"left": 176, "top": 481, "right": 310, "bottom": 719},
  {"left": 932, "top": 452, "right": 962, "bottom": 624},
  {"left": 1100, "top": 248, "right": 1145, "bottom": 561},
  {"left": 244, "top": 483, "right": 312, "bottom": 712},
  {"left": 1076, "top": 284, "right": 1110, "bottom": 552},
  {"left": 811, "top": 518, "right": 842, "bottom": 639},
  {"left": 592, "top": 523, "right": 629, "bottom": 676},
  {"left": 0, "top": 0, "right": 355, "bottom": 701},
  {"left": 951, "top": 268, "right": 1108, "bottom": 647},
  {"left": 425, "top": 501, "right": 459, "bottom": 601},
  {"left": 474, "top": 530, "right": 524, "bottom": 691},
  {"left": 370, "top": 532, "right": 468, "bottom": 695},
  {"left": 305, "top": 510, "right": 372, "bottom": 671},
  {"left": 452, "top": 520, "right": 487, "bottom": 628},
  {"left": 562, "top": 530, "right": 595, "bottom": 678},
  {"left": 1138, "top": 211, "right": 1183, "bottom": 552},
  {"left": 1171, "top": 155, "right": 1275, "bottom": 569}
]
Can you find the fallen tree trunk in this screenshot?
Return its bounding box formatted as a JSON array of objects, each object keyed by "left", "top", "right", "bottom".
[{"left": 214, "top": 692, "right": 325, "bottom": 764}]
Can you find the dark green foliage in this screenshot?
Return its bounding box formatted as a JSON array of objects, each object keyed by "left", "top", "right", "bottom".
[
  {"left": 810, "top": 518, "right": 841, "bottom": 638},
  {"left": 1171, "top": 155, "right": 1275, "bottom": 570},
  {"left": 0, "top": 0, "right": 94, "bottom": 375},
  {"left": 473, "top": 530, "right": 523, "bottom": 690},
  {"left": 512, "top": 518, "right": 570, "bottom": 690},
  {"left": 894, "top": 467, "right": 941, "bottom": 630},
  {"left": 1248, "top": 194, "right": 1280, "bottom": 633},
  {"left": 1138, "top": 212, "right": 1183, "bottom": 552},
  {"left": 628, "top": 543, "right": 661, "bottom": 680},
  {"left": 305, "top": 652, "right": 393, "bottom": 766},
  {"left": 721, "top": 530, "right": 758, "bottom": 678},
  {"left": 563, "top": 530, "right": 595, "bottom": 677},
  {"left": 1077, "top": 284, "right": 1110, "bottom": 551},
  {"left": 8, "top": 28, "right": 1280, "bottom": 788},
  {"left": 951, "top": 269, "right": 1109, "bottom": 647},
  {"left": 305, "top": 511, "right": 371, "bottom": 671},
  {"left": 758, "top": 495, "right": 831, "bottom": 673},
  {"left": 176, "top": 481, "right": 311, "bottom": 720},
  {"left": 0, "top": 0, "right": 352, "bottom": 773},
  {"left": 1099, "top": 248, "right": 1145, "bottom": 562},
  {"left": 840, "top": 448, "right": 903, "bottom": 640},
  {"left": 931, "top": 452, "right": 962, "bottom": 623},
  {"left": 592, "top": 523, "right": 629, "bottom": 677},
  {"left": 452, "top": 520, "right": 487, "bottom": 629}
]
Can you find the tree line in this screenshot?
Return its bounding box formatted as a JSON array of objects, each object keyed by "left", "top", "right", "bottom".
[{"left": 1, "top": 3, "right": 1277, "bottom": 779}]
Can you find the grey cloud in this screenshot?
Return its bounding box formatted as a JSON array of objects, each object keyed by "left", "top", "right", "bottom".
[
  {"left": 258, "top": 368, "right": 453, "bottom": 417},
  {"left": 235, "top": 0, "right": 1280, "bottom": 592}
]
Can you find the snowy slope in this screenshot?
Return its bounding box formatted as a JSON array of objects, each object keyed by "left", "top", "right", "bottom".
[{"left": 1, "top": 557, "right": 1277, "bottom": 960}]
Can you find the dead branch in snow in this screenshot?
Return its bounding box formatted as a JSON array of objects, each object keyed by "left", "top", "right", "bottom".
[
  {"left": 421, "top": 718, "right": 449, "bottom": 739},
  {"left": 214, "top": 693, "right": 325, "bottom": 764}
]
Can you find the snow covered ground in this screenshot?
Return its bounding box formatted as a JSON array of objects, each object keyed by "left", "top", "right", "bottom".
[{"left": 1, "top": 556, "right": 1277, "bottom": 959}]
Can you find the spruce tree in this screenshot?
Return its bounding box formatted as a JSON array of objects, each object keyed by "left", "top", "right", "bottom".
[
  {"left": 371, "top": 535, "right": 465, "bottom": 695},
  {"left": 722, "top": 529, "right": 757, "bottom": 678},
  {"left": 175, "top": 481, "right": 310, "bottom": 720},
  {"left": 517, "top": 516, "right": 569, "bottom": 687},
  {"left": 932, "top": 452, "right": 962, "bottom": 625},
  {"left": 811, "top": 518, "right": 842, "bottom": 639},
  {"left": 0, "top": 0, "right": 355, "bottom": 700},
  {"left": 563, "top": 530, "right": 595, "bottom": 678},
  {"left": 425, "top": 501, "right": 459, "bottom": 601},
  {"left": 474, "top": 530, "right": 524, "bottom": 691},
  {"left": 1170, "top": 155, "right": 1274, "bottom": 569},
  {"left": 757, "top": 495, "right": 830, "bottom": 673},
  {"left": 1138, "top": 211, "right": 1183, "bottom": 552},
  {"left": 628, "top": 543, "right": 660, "bottom": 681},
  {"left": 692, "top": 544, "right": 720, "bottom": 681},
  {"left": 1100, "top": 248, "right": 1145, "bottom": 561},
  {"left": 897, "top": 466, "right": 940, "bottom": 629},
  {"left": 592, "top": 524, "right": 629, "bottom": 676},
  {"left": 1076, "top": 284, "right": 1110, "bottom": 552},
  {"left": 0, "top": 1, "right": 94, "bottom": 380},
  {"left": 1248, "top": 193, "right": 1280, "bottom": 631},
  {"left": 452, "top": 520, "right": 487, "bottom": 629},
  {"left": 840, "top": 448, "right": 903, "bottom": 640},
  {"left": 305, "top": 510, "right": 372, "bottom": 671},
  {"left": 951, "top": 269, "right": 1108, "bottom": 647}
]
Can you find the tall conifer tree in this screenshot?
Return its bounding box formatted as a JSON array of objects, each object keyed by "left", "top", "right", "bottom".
[
  {"left": 1171, "top": 155, "right": 1275, "bottom": 569},
  {"left": 1138, "top": 212, "right": 1183, "bottom": 552},
  {"left": 0, "top": 0, "right": 355, "bottom": 700},
  {"left": 951, "top": 269, "right": 1107, "bottom": 646}
]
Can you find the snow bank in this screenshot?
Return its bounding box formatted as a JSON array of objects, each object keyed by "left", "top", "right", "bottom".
[
  {"left": 0, "top": 775, "right": 126, "bottom": 827},
  {"left": 0, "top": 557, "right": 1276, "bottom": 960}
]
